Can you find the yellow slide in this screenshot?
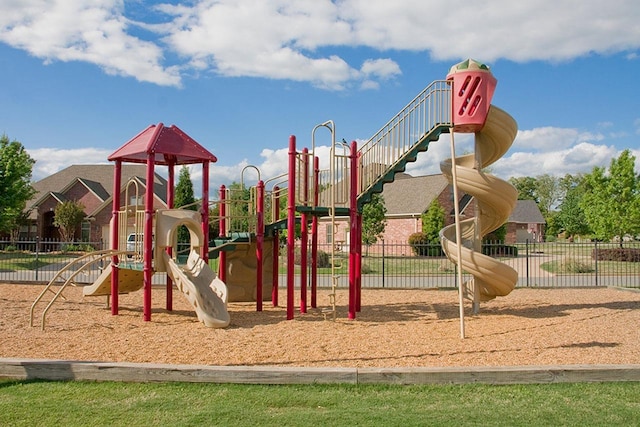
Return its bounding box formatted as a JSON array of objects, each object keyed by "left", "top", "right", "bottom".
[
  {"left": 162, "top": 250, "right": 230, "bottom": 328},
  {"left": 83, "top": 267, "right": 144, "bottom": 297},
  {"left": 440, "top": 105, "right": 519, "bottom": 301}
]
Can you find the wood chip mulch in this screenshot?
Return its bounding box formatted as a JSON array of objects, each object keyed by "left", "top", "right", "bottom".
[{"left": 3, "top": 283, "right": 640, "bottom": 368}]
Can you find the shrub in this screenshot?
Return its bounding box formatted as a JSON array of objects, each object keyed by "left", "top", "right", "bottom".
[
  {"left": 294, "top": 248, "right": 331, "bottom": 268},
  {"left": 408, "top": 232, "right": 444, "bottom": 257},
  {"left": 561, "top": 257, "right": 593, "bottom": 273},
  {"left": 361, "top": 263, "right": 374, "bottom": 274},
  {"left": 592, "top": 248, "right": 640, "bottom": 262},
  {"left": 482, "top": 244, "right": 518, "bottom": 257},
  {"left": 316, "top": 250, "right": 330, "bottom": 268},
  {"left": 438, "top": 260, "right": 455, "bottom": 272},
  {"left": 61, "top": 244, "right": 95, "bottom": 253}
]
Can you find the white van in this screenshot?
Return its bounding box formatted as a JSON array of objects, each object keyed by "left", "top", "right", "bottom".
[{"left": 126, "top": 233, "right": 154, "bottom": 255}]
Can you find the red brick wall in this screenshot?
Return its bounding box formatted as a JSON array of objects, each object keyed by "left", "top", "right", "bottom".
[
  {"left": 64, "top": 181, "right": 100, "bottom": 214},
  {"left": 313, "top": 185, "right": 482, "bottom": 254},
  {"left": 380, "top": 217, "right": 421, "bottom": 243}
]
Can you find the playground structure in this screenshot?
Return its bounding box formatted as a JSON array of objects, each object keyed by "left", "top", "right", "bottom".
[
  {"left": 30, "top": 59, "right": 518, "bottom": 333},
  {"left": 194, "top": 58, "right": 517, "bottom": 328}
]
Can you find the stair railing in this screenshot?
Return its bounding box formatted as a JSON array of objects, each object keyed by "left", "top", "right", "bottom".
[{"left": 357, "top": 80, "right": 452, "bottom": 197}]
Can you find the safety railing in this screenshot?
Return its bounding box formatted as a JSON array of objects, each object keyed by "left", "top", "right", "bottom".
[{"left": 357, "top": 80, "right": 452, "bottom": 199}]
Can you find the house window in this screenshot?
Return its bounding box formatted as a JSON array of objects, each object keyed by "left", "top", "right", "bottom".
[
  {"left": 326, "top": 224, "right": 333, "bottom": 244},
  {"left": 128, "top": 194, "right": 145, "bottom": 207},
  {"left": 81, "top": 221, "right": 91, "bottom": 242}
]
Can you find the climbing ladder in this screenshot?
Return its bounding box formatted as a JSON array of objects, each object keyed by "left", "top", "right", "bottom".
[{"left": 29, "top": 249, "right": 133, "bottom": 330}]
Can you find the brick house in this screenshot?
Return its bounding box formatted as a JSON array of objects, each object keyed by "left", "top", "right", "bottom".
[
  {"left": 315, "top": 173, "right": 544, "bottom": 248},
  {"left": 505, "top": 199, "right": 546, "bottom": 243},
  {"left": 26, "top": 164, "right": 168, "bottom": 245}
]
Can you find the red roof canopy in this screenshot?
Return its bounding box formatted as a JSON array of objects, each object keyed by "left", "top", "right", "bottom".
[{"left": 108, "top": 123, "right": 217, "bottom": 165}]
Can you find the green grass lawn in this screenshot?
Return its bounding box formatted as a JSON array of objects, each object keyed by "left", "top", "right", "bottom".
[
  {"left": 280, "top": 254, "right": 457, "bottom": 275},
  {"left": 0, "top": 252, "right": 74, "bottom": 271},
  {"left": 1, "top": 380, "right": 639, "bottom": 426},
  {"left": 541, "top": 257, "right": 640, "bottom": 275}
]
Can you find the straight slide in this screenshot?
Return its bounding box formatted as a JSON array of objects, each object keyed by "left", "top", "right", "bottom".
[{"left": 163, "top": 250, "right": 230, "bottom": 328}]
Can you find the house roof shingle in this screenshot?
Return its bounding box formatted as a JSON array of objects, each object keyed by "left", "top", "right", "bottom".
[
  {"left": 381, "top": 174, "right": 448, "bottom": 216},
  {"left": 379, "top": 174, "right": 545, "bottom": 225},
  {"left": 508, "top": 199, "right": 545, "bottom": 224},
  {"left": 28, "top": 164, "right": 167, "bottom": 216}
]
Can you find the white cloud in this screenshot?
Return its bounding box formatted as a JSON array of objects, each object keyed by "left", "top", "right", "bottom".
[
  {"left": 360, "top": 58, "right": 401, "bottom": 80},
  {"left": 404, "top": 126, "right": 626, "bottom": 180},
  {"left": 29, "top": 147, "right": 112, "bottom": 181},
  {"left": 0, "top": 0, "right": 181, "bottom": 86},
  {"left": 513, "top": 127, "right": 605, "bottom": 151},
  {"left": 493, "top": 142, "right": 618, "bottom": 178},
  {"left": 3, "top": 0, "right": 638, "bottom": 89}
]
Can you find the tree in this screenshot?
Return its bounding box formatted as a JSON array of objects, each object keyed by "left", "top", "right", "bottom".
[
  {"left": 534, "top": 174, "right": 562, "bottom": 217},
  {"left": 554, "top": 174, "right": 591, "bottom": 239},
  {"left": 174, "top": 166, "right": 196, "bottom": 209},
  {"left": 509, "top": 176, "right": 538, "bottom": 201},
  {"left": 509, "top": 174, "right": 562, "bottom": 218},
  {"left": 0, "top": 135, "right": 36, "bottom": 234},
  {"left": 361, "top": 193, "right": 387, "bottom": 247},
  {"left": 53, "top": 200, "right": 86, "bottom": 241},
  {"left": 421, "top": 199, "right": 445, "bottom": 243},
  {"left": 581, "top": 150, "right": 640, "bottom": 245},
  {"left": 174, "top": 166, "right": 196, "bottom": 243},
  {"left": 8, "top": 210, "right": 32, "bottom": 244},
  {"left": 226, "top": 181, "right": 251, "bottom": 233}
]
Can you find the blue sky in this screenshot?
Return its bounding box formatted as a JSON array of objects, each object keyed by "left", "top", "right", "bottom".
[{"left": 1, "top": 0, "right": 639, "bottom": 192}]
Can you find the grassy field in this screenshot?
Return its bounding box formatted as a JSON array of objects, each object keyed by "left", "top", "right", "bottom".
[
  {"left": 1, "top": 380, "right": 639, "bottom": 426},
  {"left": 0, "top": 252, "right": 73, "bottom": 271}
]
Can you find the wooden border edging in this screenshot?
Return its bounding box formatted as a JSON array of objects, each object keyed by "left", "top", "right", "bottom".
[{"left": 1, "top": 359, "right": 640, "bottom": 385}]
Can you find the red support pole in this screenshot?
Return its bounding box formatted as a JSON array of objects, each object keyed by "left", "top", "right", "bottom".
[
  {"left": 256, "top": 180, "right": 265, "bottom": 311},
  {"left": 166, "top": 161, "right": 175, "bottom": 312},
  {"left": 310, "top": 156, "right": 319, "bottom": 308},
  {"left": 272, "top": 186, "right": 280, "bottom": 307},
  {"left": 348, "top": 141, "right": 358, "bottom": 320},
  {"left": 286, "top": 135, "right": 296, "bottom": 320},
  {"left": 299, "top": 148, "right": 309, "bottom": 314},
  {"left": 143, "top": 154, "right": 155, "bottom": 321},
  {"left": 110, "top": 160, "right": 122, "bottom": 315},
  {"left": 355, "top": 149, "right": 362, "bottom": 312},
  {"left": 356, "top": 212, "right": 363, "bottom": 312},
  {"left": 218, "top": 185, "right": 227, "bottom": 283},
  {"left": 202, "top": 162, "right": 210, "bottom": 264}
]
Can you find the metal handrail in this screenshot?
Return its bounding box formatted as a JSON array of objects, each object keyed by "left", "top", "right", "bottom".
[
  {"left": 29, "top": 249, "right": 133, "bottom": 330},
  {"left": 357, "top": 80, "right": 452, "bottom": 197}
]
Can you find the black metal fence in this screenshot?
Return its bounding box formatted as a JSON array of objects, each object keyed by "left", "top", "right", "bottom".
[
  {"left": 1, "top": 238, "right": 639, "bottom": 289},
  {"left": 0, "top": 238, "right": 105, "bottom": 283},
  {"left": 296, "top": 240, "right": 640, "bottom": 290}
]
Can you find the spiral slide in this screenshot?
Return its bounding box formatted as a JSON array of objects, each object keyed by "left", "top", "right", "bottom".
[{"left": 439, "top": 105, "right": 519, "bottom": 301}]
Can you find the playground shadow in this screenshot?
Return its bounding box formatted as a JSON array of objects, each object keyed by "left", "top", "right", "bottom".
[
  {"left": 216, "top": 297, "right": 640, "bottom": 328},
  {"left": 478, "top": 300, "right": 639, "bottom": 319}
]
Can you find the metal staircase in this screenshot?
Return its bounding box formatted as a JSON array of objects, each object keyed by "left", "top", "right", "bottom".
[{"left": 356, "top": 80, "right": 452, "bottom": 208}]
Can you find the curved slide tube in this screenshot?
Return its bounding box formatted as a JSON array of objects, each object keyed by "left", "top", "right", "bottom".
[
  {"left": 440, "top": 105, "right": 519, "bottom": 301},
  {"left": 163, "top": 250, "right": 230, "bottom": 328}
]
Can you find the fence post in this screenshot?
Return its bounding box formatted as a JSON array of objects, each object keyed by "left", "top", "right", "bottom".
[
  {"left": 594, "top": 240, "right": 599, "bottom": 287},
  {"left": 381, "top": 239, "right": 385, "bottom": 288},
  {"left": 525, "top": 239, "right": 529, "bottom": 287},
  {"left": 35, "top": 236, "right": 40, "bottom": 282}
]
